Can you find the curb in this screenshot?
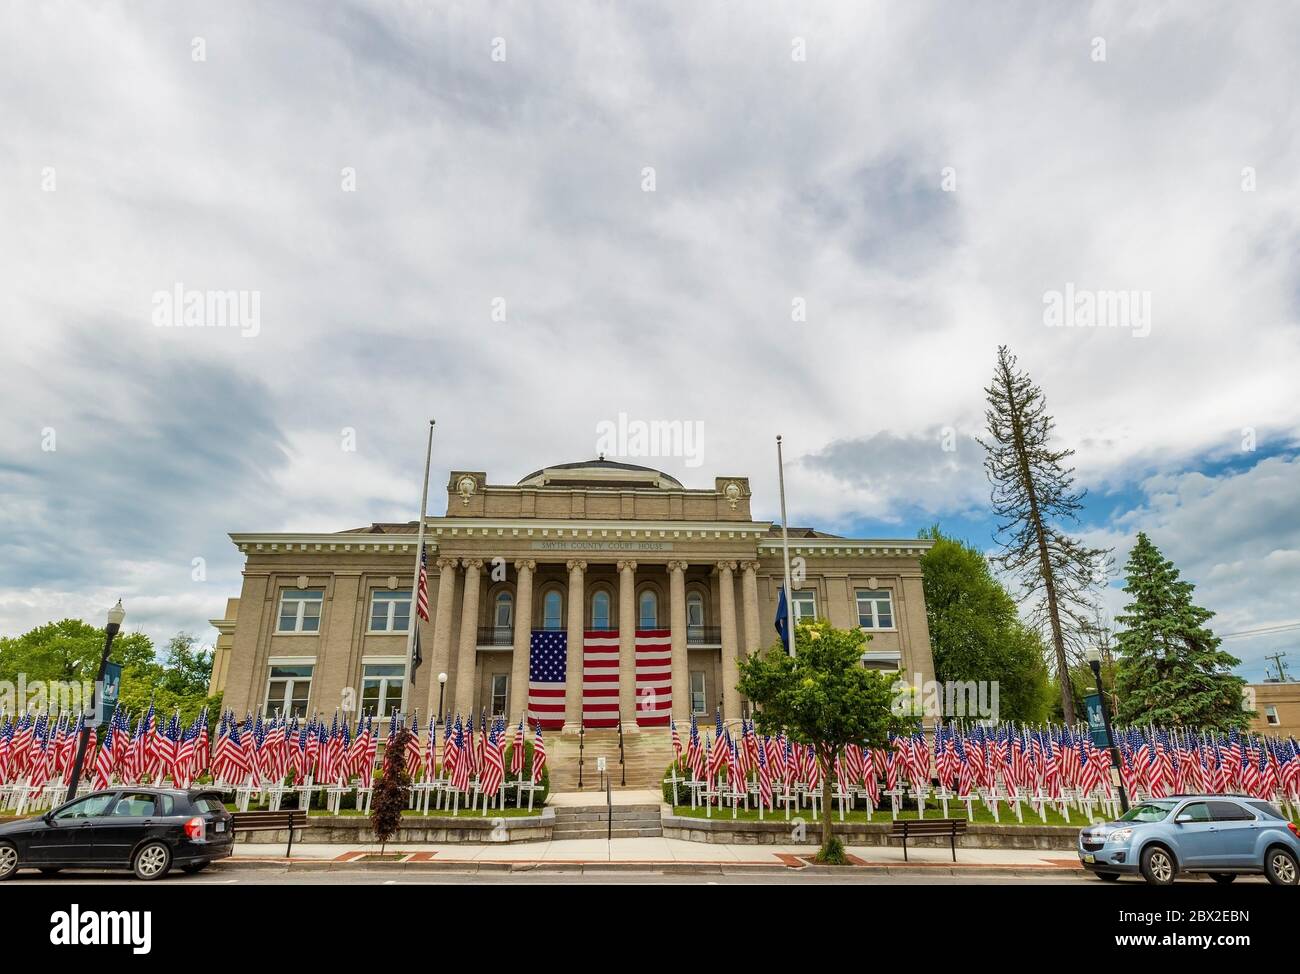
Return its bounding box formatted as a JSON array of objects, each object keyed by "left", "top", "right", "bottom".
[{"left": 215, "top": 857, "right": 1086, "bottom": 878}]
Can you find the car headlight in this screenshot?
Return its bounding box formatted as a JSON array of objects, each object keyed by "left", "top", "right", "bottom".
[{"left": 1108, "top": 828, "right": 1134, "bottom": 844}]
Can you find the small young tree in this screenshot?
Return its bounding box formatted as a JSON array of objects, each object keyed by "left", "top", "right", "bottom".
[
  {"left": 370, "top": 724, "right": 412, "bottom": 854},
  {"left": 1114, "top": 532, "right": 1250, "bottom": 731},
  {"left": 738, "top": 620, "right": 913, "bottom": 862}
]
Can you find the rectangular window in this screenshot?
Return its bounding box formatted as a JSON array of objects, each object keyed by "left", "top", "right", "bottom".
[
  {"left": 1265, "top": 705, "right": 1279, "bottom": 725},
  {"left": 266, "top": 664, "right": 313, "bottom": 718},
  {"left": 690, "top": 671, "right": 706, "bottom": 716},
  {"left": 278, "top": 589, "right": 324, "bottom": 633},
  {"left": 855, "top": 589, "right": 895, "bottom": 629},
  {"left": 369, "top": 590, "right": 412, "bottom": 633},
  {"left": 361, "top": 663, "right": 405, "bottom": 719},
  {"left": 792, "top": 589, "right": 817, "bottom": 622},
  {"left": 490, "top": 674, "right": 509, "bottom": 717}
]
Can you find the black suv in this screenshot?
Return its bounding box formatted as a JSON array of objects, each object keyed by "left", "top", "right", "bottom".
[{"left": 0, "top": 787, "right": 233, "bottom": 880}]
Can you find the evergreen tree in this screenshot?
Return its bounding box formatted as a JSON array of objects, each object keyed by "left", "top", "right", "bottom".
[
  {"left": 978, "top": 345, "right": 1112, "bottom": 724},
  {"left": 1114, "top": 532, "right": 1250, "bottom": 730},
  {"left": 918, "top": 526, "right": 1052, "bottom": 722}
]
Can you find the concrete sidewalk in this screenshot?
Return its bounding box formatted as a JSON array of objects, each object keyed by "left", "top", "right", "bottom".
[{"left": 227, "top": 837, "right": 1083, "bottom": 875}]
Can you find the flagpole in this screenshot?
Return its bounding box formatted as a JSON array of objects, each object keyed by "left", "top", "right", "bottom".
[
  {"left": 403, "top": 419, "right": 436, "bottom": 709},
  {"left": 775, "top": 435, "right": 795, "bottom": 657}
]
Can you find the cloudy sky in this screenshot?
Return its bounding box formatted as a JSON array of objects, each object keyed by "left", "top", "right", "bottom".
[{"left": 2, "top": 1, "right": 1298, "bottom": 681}]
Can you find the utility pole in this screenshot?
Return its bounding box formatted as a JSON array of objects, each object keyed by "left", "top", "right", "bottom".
[{"left": 1263, "top": 651, "right": 1291, "bottom": 682}]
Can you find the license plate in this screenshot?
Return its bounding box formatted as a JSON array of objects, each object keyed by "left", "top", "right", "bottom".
[
  {"left": 1083, "top": 853, "right": 1095, "bottom": 864},
  {"left": 215, "top": 821, "right": 226, "bottom": 833}
]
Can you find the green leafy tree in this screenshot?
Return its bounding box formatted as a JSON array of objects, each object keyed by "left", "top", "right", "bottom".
[
  {"left": 1114, "top": 533, "right": 1250, "bottom": 731},
  {"left": 919, "top": 526, "right": 1052, "bottom": 722},
  {"left": 737, "top": 620, "right": 914, "bottom": 862},
  {"left": 978, "top": 345, "right": 1112, "bottom": 724}
]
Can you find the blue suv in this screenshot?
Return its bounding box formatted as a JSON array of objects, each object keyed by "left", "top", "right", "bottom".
[{"left": 1078, "top": 795, "right": 1300, "bottom": 885}]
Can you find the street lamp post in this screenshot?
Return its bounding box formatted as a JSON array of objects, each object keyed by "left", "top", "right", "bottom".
[
  {"left": 1086, "top": 645, "right": 1128, "bottom": 813},
  {"left": 436, "top": 672, "right": 447, "bottom": 720},
  {"left": 65, "top": 600, "right": 125, "bottom": 804}
]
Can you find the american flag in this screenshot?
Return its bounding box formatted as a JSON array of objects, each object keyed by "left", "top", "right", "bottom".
[
  {"left": 511, "top": 719, "right": 524, "bottom": 776},
  {"left": 671, "top": 717, "right": 682, "bottom": 766},
  {"left": 582, "top": 628, "right": 620, "bottom": 728},
  {"left": 633, "top": 628, "right": 671, "bottom": 726},
  {"left": 481, "top": 724, "right": 504, "bottom": 797},
  {"left": 404, "top": 713, "right": 423, "bottom": 781},
  {"left": 416, "top": 544, "right": 430, "bottom": 622},
  {"left": 529, "top": 630, "right": 568, "bottom": 730},
  {"left": 532, "top": 723, "right": 547, "bottom": 783},
  {"left": 451, "top": 718, "right": 471, "bottom": 792}
]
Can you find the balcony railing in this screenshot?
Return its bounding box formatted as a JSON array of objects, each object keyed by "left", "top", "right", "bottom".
[
  {"left": 476, "top": 626, "right": 514, "bottom": 647},
  {"left": 686, "top": 625, "right": 721, "bottom": 646}
]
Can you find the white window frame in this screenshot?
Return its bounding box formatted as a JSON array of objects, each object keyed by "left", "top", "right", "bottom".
[
  {"left": 490, "top": 673, "right": 509, "bottom": 717},
  {"left": 265, "top": 660, "right": 314, "bottom": 717},
  {"left": 639, "top": 590, "right": 658, "bottom": 628},
  {"left": 855, "top": 589, "right": 896, "bottom": 630},
  {"left": 686, "top": 592, "right": 705, "bottom": 627},
  {"left": 1265, "top": 705, "right": 1279, "bottom": 725},
  {"left": 494, "top": 591, "right": 513, "bottom": 628},
  {"left": 368, "top": 589, "right": 412, "bottom": 633},
  {"left": 690, "top": 670, "right": 706, "bottom": 716},
  {"left": 361, "top": 660, "right": 406, "bottom": 719},
  {"left": 542, "top": 589, "right": 564, "bottom": 629},
  {"left": 591, "top": 590, "right": 612, "bottom": 629},
  {"left": 792, "top": 589, "right": 817, "bottom": 623},
  {"left": 277, "top": 589, "right": 324, "bottom": 634}
]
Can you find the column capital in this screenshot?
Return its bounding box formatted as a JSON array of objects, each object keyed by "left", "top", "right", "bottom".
[
  {"left": 435, "top": 557, "right": 459, "bottom": 572},
  {"left": 513, "top": 559, "right": 537, "bottom": 573},
  {"left": 667, "top": 559, "right": 688, "bottom": 574},
  {"left": 617, "top": 559, "right": 638, "bottom": 573},
  {"left": 461, "top": 558, "right": 484, "bottom": 571},
  {"left": 565, "top": 559, "right": 587, "bottom": 573},
  {"left": 739, "top": 559, "right": 761, "bottom": 573},
  {"left": 715, "top": 560, "right": 737, "bottom": 574}
]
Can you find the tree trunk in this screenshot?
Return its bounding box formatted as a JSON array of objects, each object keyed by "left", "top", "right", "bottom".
[
  {"left": 818, "top": 743, "right": 834, "bottom": 849},
  {"left": 1006, "top": 378, "right": 1076, "bottom": 725}
]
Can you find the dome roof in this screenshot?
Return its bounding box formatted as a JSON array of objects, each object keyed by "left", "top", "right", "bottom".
[{"left": 517, "top": 458, "right": 683, "bottom": 489}]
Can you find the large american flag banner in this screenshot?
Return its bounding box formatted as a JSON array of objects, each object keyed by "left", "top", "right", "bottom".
[
  {"left": 634, "top": 628, "right": 672, "bottom": 726},
  {"left": 527, "top": 629, "right": 568, "bottom": 730},
  {"left": 582, "top": 629, "right": 620, "bottom": 728}
]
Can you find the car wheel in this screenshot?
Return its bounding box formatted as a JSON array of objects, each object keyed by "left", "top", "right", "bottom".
[
  {"left": 1096, "top": 872, "right": 1121, "bottom": 882},
  {"left": 1264, "top": 847, "right": 1298, "bottom": 887},
  {"left": 1209, "top": 872, "right": 1236, "bottom": 885},
  {"left": 132, "top": 842, "right": 172, "bottom": 881},
  {"left": 1140, "top": 844, "right": 1177, "bottom": 886},
  {"left": 181, "top": 862, "right": 209, "bottom": 874},
  {"left": 0, "top": 842, "right": 18, "bottom": 881}
]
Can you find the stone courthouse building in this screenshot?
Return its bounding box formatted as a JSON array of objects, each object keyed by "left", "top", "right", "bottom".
[{"left": 213, "top": 458, "right": 936, "bottom": 782}]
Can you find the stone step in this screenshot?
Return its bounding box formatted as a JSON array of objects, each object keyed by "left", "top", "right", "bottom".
[{"left": 551, "top": 826, "right": 663, "bottom": 840}]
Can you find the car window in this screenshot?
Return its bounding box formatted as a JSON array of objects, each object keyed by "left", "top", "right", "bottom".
[
  {"left": 54, "top": 793, "right": 117, "bottom": 820},
  {"left": 1208, "top": 800, "right": 1254, "bottom": 822},
  {"left": 193, "top": 795, "right": 226, "bottom": 814},
  {"left": 113, "top": 793, "right": 160, "bottom": 817},
  {"left": 1178, "top": 802, "right": 1212, "bottom": 822},
  {"left": 1119, "top": 801, "right": 1175, "bottom": 823},
  {"left": 1247, "top": 801, "right": 1285, "bottom": 820}
]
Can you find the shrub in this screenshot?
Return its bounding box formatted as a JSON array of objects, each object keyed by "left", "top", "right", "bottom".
[{"left": 501, "top": 739, "right": 550, "bottom": 808}]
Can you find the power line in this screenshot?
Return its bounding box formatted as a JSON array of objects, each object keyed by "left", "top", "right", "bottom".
[{"left": 1219, "top": 621, "right": 1300, "bottom": 640}]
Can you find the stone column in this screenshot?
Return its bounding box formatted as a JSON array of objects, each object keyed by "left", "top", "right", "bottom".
[
  {"left": 740, "top": 560, "right": 761, "bottom": 711},
  {"left": 668, "top": 561, "right": 688, "bottom": 725},
  {"left": 508, "top": 560, "right": 535, "bottom": 722},
  {"left": 617, "top": 560, "right": 637, "bottom": 724},
  {"left": 453, "top": 558, "right": 483, "bottom": 716},
  {"left": 563, "top": 559, "right": 586, "bottom": 729},
  {"left": 426, "top": 557, "right": 459, "bottom": 718},
  {"left": 717, "top": 560, "right": 741, "bottom": 723}
]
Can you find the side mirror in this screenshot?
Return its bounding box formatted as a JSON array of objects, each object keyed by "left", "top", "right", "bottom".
[{"left": 1174, "top": 813, "right": 1193, "bottom": 824}]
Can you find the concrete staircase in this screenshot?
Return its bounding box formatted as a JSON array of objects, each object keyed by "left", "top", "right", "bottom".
[
  {"left": 548, "top": 726, "right": 677, "bottom": 793},
  {"left": 550, "top": 802, "right": 663, "bottom": 840}
]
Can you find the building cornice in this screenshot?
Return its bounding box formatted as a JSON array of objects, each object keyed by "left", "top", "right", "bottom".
[{"left": 758, "top": 538, "right": 934, "bottom": 557}]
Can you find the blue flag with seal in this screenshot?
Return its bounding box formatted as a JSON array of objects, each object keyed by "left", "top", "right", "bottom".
[{"left": 774, "top": 586, "right": 789, "bottom": 648}]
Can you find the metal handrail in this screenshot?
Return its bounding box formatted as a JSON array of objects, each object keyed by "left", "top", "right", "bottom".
[
  {"left": 577, "top": 724, "right": 584, "bottom": 789},
  {"left": 606, "top": 774, "right": 613, "bottom": 841},
  {"left": 617, "top": 711, "right": 626, "bottom": 787}
]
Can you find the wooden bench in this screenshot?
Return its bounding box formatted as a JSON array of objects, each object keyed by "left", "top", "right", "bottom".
[
  {"left": 231, "top": 809, "right": 308, "bottom": 858},
  {"left": 888, "top": 817, "right": 967, "bottom": 862}
]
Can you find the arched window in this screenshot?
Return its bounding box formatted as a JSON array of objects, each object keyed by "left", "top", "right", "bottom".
[
  {"left": 638, "top": 590, "right": 658, "bottom": 628},
  {"left": 542, "top": 590, "right": 563, "bottom": 629},
  {"left": 494, "top": 591, "right": 513, "bottom": 629},
  {"left": 686, "top": 591, "right": 705, "bottom": 627},
  {"left": 591, "top": 590, "right": 611, "bottom": 630}
]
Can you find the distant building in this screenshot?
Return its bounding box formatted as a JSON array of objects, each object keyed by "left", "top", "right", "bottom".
[{"left": 1247, "top": 680, "right": 1300, "bottom": 738}]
